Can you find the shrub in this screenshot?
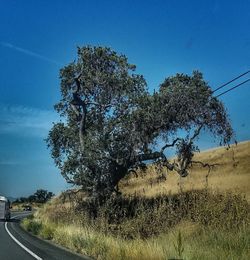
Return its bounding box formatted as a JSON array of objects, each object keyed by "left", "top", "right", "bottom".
[
  {"left": 40, "top": 225, "right": 55, "bottom": 240},
  {"left": 75, "top": 190, "right": 249, "bottom": 239},
  {"left": 22, "top": 218, "right": 42, "bottom": 235},
  {"left": 22, "top": 189, "right": 250, "bottom": 259}
]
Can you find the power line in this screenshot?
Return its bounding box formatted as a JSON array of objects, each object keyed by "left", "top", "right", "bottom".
[
  {"left": 212, "top": 70, "right": 250, "bottom": 93},
  {"left": 215, "top": 78, "right": 250, "bottom": 98}
]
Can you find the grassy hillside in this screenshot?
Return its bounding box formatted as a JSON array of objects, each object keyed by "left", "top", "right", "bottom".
[
  {"left": 121, "top": 141, "right": 250, "bottom": 200},
  {"left": 22, "top": 141, "right": 250, "bottom": 259}
]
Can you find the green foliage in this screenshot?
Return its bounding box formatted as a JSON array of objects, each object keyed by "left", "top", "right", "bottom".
[
  {"left": 22, "top": 218, "right": 55, "bottom": 240},
  {"left": 34, "top": 189, "right": 54, "bottom": 203},
  {"left": 47, "top": 45, "right": 233, "bottom": 198},
  {"left": 15, "top": 189, "right": 54, "bottom": 204},
  {"left": 39, "top": 225, "right": 55, "bottom": 240},
  {"left": 22, "top": 218, "right": 42, "bottom": 235}
]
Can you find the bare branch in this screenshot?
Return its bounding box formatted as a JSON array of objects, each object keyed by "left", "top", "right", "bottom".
[
  {"left": 191, "top": 160, "right": 220, "bottom": 188},
  {"left": 191, "top": 160, "right": 220, "bottom": 168},
  {"left": 160, "top": 138, "right": 181, "bottom": 153},
  {"left": 190, "top": 124, "right": 203, "bottom": 142}
]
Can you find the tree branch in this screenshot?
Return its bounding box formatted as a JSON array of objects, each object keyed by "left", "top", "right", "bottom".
[
  {"left": 160, "top": 138, "right": 181, "bottom": 153},
  {"left": 135, "top": 151, "right": 163, "bottom": 162},
  {"left": 172, "top": 125, "right": 204, "bottom": 176},
  {"left": 191, "top": 160, "right": 220, "bottom": 188},
  {"left": 191, "top": 160, "right": 220, "bottom": 170},
  {"left": 190, "top": 124, "right": 203, "bottom": 142}
]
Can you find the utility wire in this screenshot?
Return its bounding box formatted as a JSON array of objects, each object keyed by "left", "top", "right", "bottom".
[
  {"left": 215, "top": 78, "right": 250, "bottom": 97},
  {"left": 212, "top": 70, "right": 250, "bottom": 93}
]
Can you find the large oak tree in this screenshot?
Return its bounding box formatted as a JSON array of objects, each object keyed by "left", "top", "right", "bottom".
[{"left": 47, "top": 46, "right": 233, "bottom": 199}]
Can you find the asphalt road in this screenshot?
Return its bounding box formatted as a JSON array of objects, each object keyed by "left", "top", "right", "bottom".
[{"left": 0, "top": 212, "right": 90, "bottom": 260}]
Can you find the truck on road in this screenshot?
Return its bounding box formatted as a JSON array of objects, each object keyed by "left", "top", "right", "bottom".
[{"left": 0, "top": 196, "right": 11, "bottom": 221}]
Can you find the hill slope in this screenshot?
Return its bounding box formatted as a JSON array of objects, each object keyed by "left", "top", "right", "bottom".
[
  {"left": 120, "top": 141, "right": 250, "bottom": 200},
  {"left": 22, "top": 141, "right": 250, "bottom": 260}
]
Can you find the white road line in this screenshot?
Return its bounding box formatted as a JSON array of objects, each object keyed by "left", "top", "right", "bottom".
[{"left": 5, "top": 221, "right": 43, "bottom": 260}]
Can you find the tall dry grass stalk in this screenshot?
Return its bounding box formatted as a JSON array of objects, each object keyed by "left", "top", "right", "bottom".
[{"left": 21, "top": 141, "right": 250, "bottom": 259}]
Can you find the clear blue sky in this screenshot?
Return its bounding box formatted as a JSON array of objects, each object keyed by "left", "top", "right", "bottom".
[{"left": 0, "top": 0, "right": 249, "bottom": 197}]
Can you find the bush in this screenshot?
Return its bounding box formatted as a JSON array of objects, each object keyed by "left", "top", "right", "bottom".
[
  {"left": 21, "top": 190, "right": 250, "bottom": 259},
  {"left": 40, "top": 225, "right": 55, "bottom": 240},
  {"left": 75, "top": 190, "right": 249, "bottom": 239},
  {"left": 27, "top": 190, "right": 249, "bottom": 239},
  {"left": 22, "top": 218, "right": 42, "bottom": 235}
]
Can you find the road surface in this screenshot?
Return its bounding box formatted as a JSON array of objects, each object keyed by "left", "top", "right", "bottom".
[{"left": 0, "top": 212, "right": 90, "bottom": 260}]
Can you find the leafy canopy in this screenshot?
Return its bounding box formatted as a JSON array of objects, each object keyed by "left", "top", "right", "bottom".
[{"left": 47, "top": 46, "right": 233, "bottom": 198}]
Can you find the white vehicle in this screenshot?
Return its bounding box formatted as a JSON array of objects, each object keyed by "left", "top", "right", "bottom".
[{"left": 0, "top": 196, "right": 11, "bottom": 221}]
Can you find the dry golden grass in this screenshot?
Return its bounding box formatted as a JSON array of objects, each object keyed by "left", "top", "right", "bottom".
[
  {"left": 21, "top": 141, "right": 250, "bottom": 260},
  {"left": 120, "top": 141, "right": 250, "bottom": 200},
  {"left": 22, "top": 213, "right": 250, "bottom": 260}
]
